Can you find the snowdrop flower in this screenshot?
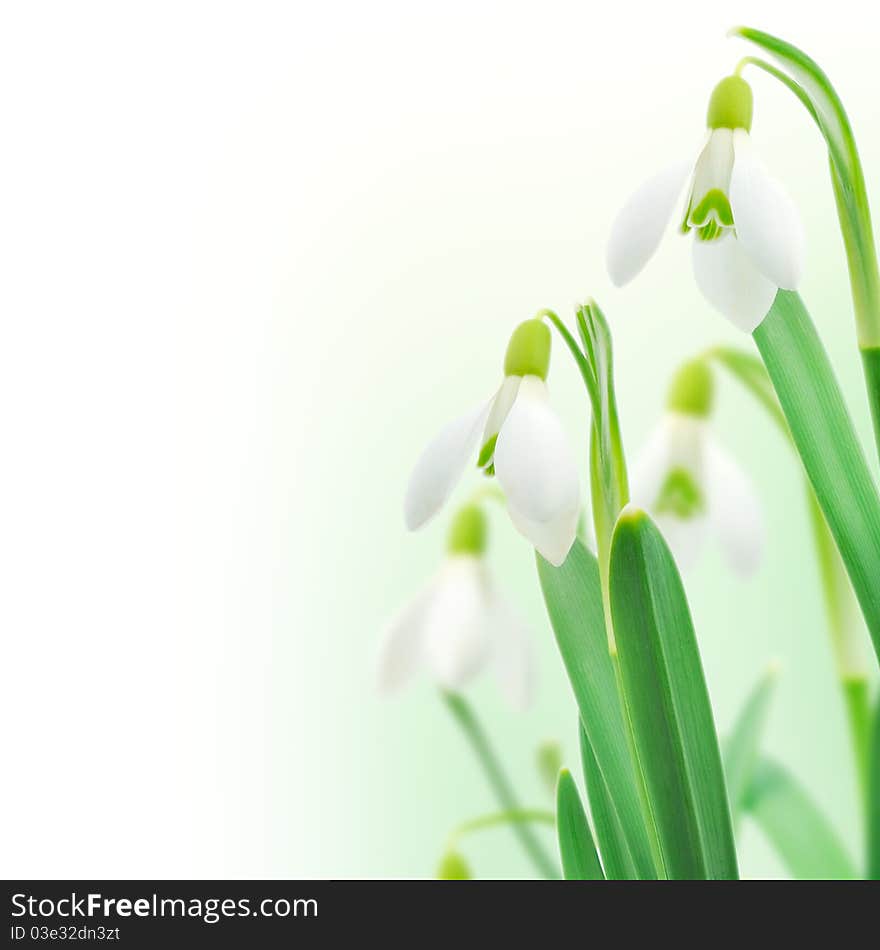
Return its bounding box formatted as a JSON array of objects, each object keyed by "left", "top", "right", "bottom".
[
  {"left": 607, "top": 75, "right": 805, "bottom": 332},
  {"left": 376, "top": 505, "right": 534, "bottom": 709},
  {"left": 404, "top": 318, "right": 580, "bottom": 567},
  {"left": 630, "top": 359, "right": 764, "bottom": 575}
]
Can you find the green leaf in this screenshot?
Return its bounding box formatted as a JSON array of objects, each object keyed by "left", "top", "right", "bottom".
[
  {"left": 579, "top": 725, "right": 638, "bottom": 880},
  {"left": 537, "top": 540, "right": 657, "bottom": 879},
  {"left": 708, "top": 347, "right": 789, "bottom": 437},
  {"left": 743, "top": 756, "right": 857, "bottom": 880},
  {"left": 722, "top": 667, "right": 778, "bottom": 824},
  {"left": 556, "top": 769, "right": 604, "bottom": 880},
  {"left": 869, "top": 698, "right": 880, "bottom": 880},
  {"left": 754, "top": 292, "right": 880, "bottom": 667},
  {"left": 609, "top": 508, "right": 738, "bottom": 879}
]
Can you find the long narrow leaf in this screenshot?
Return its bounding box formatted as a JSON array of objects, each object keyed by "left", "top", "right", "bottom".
[
  {"left": 579, "top": 726, "right": 638, "bottom": 880},
  {"left": 556, "top": 769, "right": 604, "bottom": 880},
  {"left": 869, "top": 699, "right": 880, "bottom": 880},
  {"left": 744, "top": 756, "right": 857, "bottom": 880},
  {"left": 754, "top": 291, "right": 880, "bottom": 665},
  {"left": 723, "top": 667, "right": 778, "bottom": 824},
  {"left": 537, "top": 541, "right": 657, "bottom": 879},
  {"left": 609, "top": 508, "right": 738, "bottom": 879}
]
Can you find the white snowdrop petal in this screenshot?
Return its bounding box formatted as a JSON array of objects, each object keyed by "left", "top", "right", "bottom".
[
  {"left": 375, "top": 582, "right": 435, "bottom": 694},
  {"left": 692, "top": 233, "right": 778, "bottom": 333},
  {"left": 706, "top": 436, "right": 764, "bottom": 577},
  {"left": 507, "top": 499, "right": 579, "bottom": 567},
  {"left": 404, "top": 400, "right": 491, "bottom": 530},
  {"left": 494, "top": 377, "right": 579, "bottom": 525},
  {"left": 730, "top": 129, "right": 805, "bottom": 290},
  {"left": 606, "top": 161, "right": 692, "bottom": 286},
  {"left": 630, "top": 418, "right": 675, "bottom": 511},
  {"left": 422, "top": 557, "right": 492, "bottom": 689},
  {"left": 653, "top": 513, "right": 710, "bottom": 573},
  {"left": 481, "top": 375, "right": 523, "bottom": 449},
  {"left": 487, "top": 590, "right": 535, "bottom": 711}
]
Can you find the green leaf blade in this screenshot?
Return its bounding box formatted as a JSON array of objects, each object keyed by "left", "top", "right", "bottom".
[
  {"left": 609, "top": 508, "right": 738, "bottom": 880},
  {"left": 744, "top": 756, "right": 857, "bottom": 880},
  {"left": 556, "top": 769, "right": 604, "bottom": 880},
  {"left": 723, "top": 666, "right": 778, "bottom": 823},
  {"left": 579, "top": 725, "right": 638, "bottom": 880},
  {"left": 537, "top": 540, "right": 658, "bottom": 879},
  {"left": 754, "top": 292, "right": 880, "bottom": 666},
  {"left": 869, "top": 699, "right": 880, "bottom": 880}
]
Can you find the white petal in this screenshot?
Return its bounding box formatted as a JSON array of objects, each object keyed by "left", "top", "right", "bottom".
[
  {"left": 487, "top": 589, "right": 535, "bottom": 711},
  {"left": 375, "top": 581, "right": 435, "bottom": 695},
  {"left": 494, "top": 376, "right": 580, "bottom": 525},
  {"left": 630, "top": 413, "right": 707, "bottom": 509},
  {"left": 404, "top": 400, "right": 491, "bottom": 530},
  {"left": 730, "top": 130, "right": 805, "bottom": 291},
  {"left": 481, "top": 375, "right": 522, "bottom": 452},
  {"left": 507, "top": 498, "right": 579, "bottom": 567},
  {"left": 422, "top": 557, "right": 492, "bottom": 689},
  {"left": 629, "top": 418, "right": 674, "bottom": 511},
  {"left": 653, "top": 512, "right": 710, "bottom": 573},
  {"left": 606, "top": 161, "right": 692, "bottom": 286},
  {"left": 706, "top": 436, "right": 764, "bottom": 577},
  {"left": 687, "top": 129, "right": 735, "bottom": 226},
  {"left": 692, "top": 233, "right": 778, "bottom": 333}
]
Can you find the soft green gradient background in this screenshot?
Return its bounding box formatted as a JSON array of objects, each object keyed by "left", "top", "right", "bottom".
[
  {"left": 1, "top": 2, "right": 877, "bottom": 879},
  {"left": 270, "top": 6, "right": 879, "bottom": 878}
]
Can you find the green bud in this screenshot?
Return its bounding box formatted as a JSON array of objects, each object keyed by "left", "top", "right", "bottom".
[
  {"left": 536, "top": 740, "right": 563, "bottom": 795},
  {"left": 666, "top": 359, "right": 714, "bottom": 418},
  {"left": 437, "top": 850, "right": 471, "bottom": 880},
  {"left": 706, "top": 75, "right": 753, "bottom": 131},
  {"left": 504, "top": 319, "right": 551, "bottom": 380},
  {"left": 446, "top": 504, "right": 488, "bottom": 556}
]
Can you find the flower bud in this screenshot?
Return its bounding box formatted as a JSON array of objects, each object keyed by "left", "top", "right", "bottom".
[
  {"left": 504, "top": 319, "right": 552, "bottom": 380},
  {"left": 446, "top": 504, "right": 488, "bottom": 556},
  {"left": 437, "top": 850, "right": 471, "bottom": 880},
  {"left": 706, "top": 75, "right": 753, "bottom": 131},
  {"left": 666, "top": 358, "right": 714, "bottom": 418}
]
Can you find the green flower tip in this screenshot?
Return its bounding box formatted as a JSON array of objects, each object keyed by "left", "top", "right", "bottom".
[
  {"left": 706, "top": 75, "right": 753, "bottom": 131},
  {"left": 437, "top": 850, "right": 471, "bottom": 880},
  {"left": 667, "top": 358, "right": 714, "bottom": 417},
  {"left": 536, "top": 739, "right": 563, "bottom": 793},
  {"left": 446, "top": 504, "right": 488, "bottom": 556},
  {"left": 504, "top": 319, "right": 551, "bottom": 380}
]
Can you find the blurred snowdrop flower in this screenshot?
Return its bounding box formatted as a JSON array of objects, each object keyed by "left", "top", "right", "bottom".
[
  {"left": 377, "top": 505, "right": 534, "bottom": 709},
  {"left": 404, "top": 319, "right": 580, "bottom": 567},
  {"left": 607, "top": 75, "right": 805, "bottom": 332},
  {"left": 630, "top": 359, "right": 763, "bottom": 575}
]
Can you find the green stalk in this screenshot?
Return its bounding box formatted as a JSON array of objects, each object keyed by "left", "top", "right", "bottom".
[
  {"left": 441, "top": 691, "right": 560, "bottom": 879},
  {"left": 733, "top": 27, "right": 880, "bottom": 458},
  {"left": 446, "top": 808, "right": 556, "bottom": 848},
  {"left": 753, "top": 291, "right": 880, "bottom": 667},
  {"left": 710, "top": 345, "right": 871, "bottom": 807}
]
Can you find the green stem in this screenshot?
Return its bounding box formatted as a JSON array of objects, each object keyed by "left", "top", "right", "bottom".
[
  {"left": 710, "top": 345, "right": 872, "bottom": 820},
  {"left": 441, "top": 691, "right": 560, "bottom": 879},
  {"left": 842, "top": 677, "right": 871, "bottom": 816},
  {"left": 753, "top": 292, "right": 880, "bottom": 667},
  {"left": 446, "top": 808, "right": 556, "bottom": 849},
  {"left": 862, "top": 347, "right": 880, "bottom": 458}
]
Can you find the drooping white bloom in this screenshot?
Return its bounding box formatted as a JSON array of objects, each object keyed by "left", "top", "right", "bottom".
[
  {"left": 606, "top": 75, "right": 805, "bottom": 333},
  {"left": 377, "top": 506, "right": 534, "bottom": 708},
  {"left": 630, "top": 411, "right": 764, "bottom": 576},
  {"left": 404, "top": 319, "right": 580, "bottom": 567}
]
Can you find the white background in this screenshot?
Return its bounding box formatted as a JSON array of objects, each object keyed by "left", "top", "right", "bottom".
[{"left": 1, "top": 1, "right": 877, "bottom": 877}]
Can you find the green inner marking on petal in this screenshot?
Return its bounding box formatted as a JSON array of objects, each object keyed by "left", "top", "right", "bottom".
[
  {"left": 688, "top": 188, "right": 734, "bottom": 230},
  {"left": 654, "top": 467, "right": 705, "bottom": 519},
  {"left": 477, "top": 433, "right": 498, "bottom": 469}
]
